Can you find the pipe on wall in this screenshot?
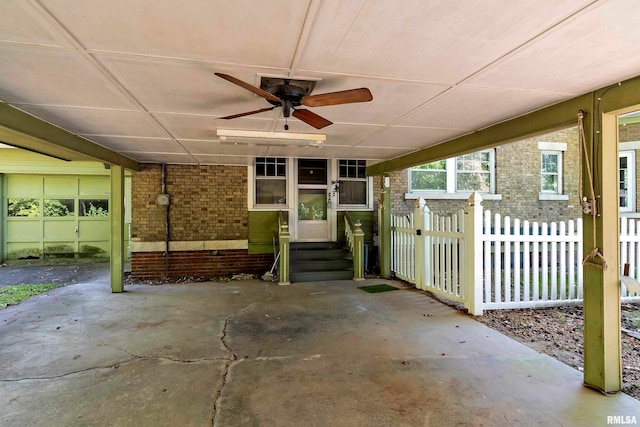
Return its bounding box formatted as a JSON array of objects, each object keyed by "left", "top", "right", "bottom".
[{"left": 161, "top": 163, "right": 170, "bottom": 277}]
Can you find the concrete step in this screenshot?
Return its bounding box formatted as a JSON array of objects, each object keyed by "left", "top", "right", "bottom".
[
  {"left": 288, "top": 241, "right": 353, "bottom": 283},
  {"left": 289, "top": 269, "right": 354, "bottom": 282},
  {"left": 290, "top": 258, "right": 353, "bottom": 273}
]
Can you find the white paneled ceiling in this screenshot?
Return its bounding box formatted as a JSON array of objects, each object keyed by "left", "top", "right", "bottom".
[{"left": 1, "top": 0, "right": 640, "bottom": 166}]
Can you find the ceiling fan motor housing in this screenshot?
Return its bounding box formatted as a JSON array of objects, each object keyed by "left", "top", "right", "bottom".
[{"left": 267, "top": 82, "right": 308, "bottom": 117}]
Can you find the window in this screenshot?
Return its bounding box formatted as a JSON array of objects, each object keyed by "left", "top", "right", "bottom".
[
  {"left": 409, "top": 150, "right": 495, "bottom": 195},
  {"left": 411, "top": 160, "right": 446, "bottom": 191},
  {"left": 338, "top": 160, "right": 367, "bottom": 205},
  {"left": 7, "top": 198, "right": 40, "bottom": 217},
  {"left": 540, "top": 152, "right": 561, "bottom": 193},
  {"left": 456, "top": 152, "right": 491, "bottom": 192},
  {"left": 79, "top": 199, "right": 109, "bottom": 217},
  {"left": 255, "top": 157, "right": 287, "bottom": 205},
  {"left": 620, "top": 151, "right": 635, "bottom": 212},
  {"left": 44, "top": 199, "right": 75, "bottom": 217},
  {"left": 537, "top": 142, "right": 568, "bottom": 200}
]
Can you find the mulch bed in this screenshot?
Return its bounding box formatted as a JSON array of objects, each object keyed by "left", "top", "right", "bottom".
[{"left": 478, "top": 303, "right": 640, "bottom": 400}]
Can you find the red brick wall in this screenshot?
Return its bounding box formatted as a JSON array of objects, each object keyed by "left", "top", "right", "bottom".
[{"left": 131, "top": 250, "right": 273, "bottom": 280}]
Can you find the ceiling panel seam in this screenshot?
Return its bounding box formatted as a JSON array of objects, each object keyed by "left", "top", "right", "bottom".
[
  {"left": 31, "top": 0, "right": 201, "bottom": 164},
  {"left": 455, "top": 0, "right": 601, "bottom": 86}
]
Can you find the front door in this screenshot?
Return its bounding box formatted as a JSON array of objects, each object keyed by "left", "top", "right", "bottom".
[{"left": 297, "top": 159, "right": 330, "bottom": 241}]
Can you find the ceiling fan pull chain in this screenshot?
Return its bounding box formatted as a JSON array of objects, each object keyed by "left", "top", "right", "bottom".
[{"left": 284, "top": 117, "right": 289, "bottom": 131}]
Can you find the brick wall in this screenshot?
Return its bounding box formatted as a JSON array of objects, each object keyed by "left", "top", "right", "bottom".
[
  {"left": 620, "top": 122, "right": 640, "bottom": 142},
  {"left": 130, "top": 164, "right": 271, "bottom": 279},
  {"left": 379, "top": 127, "right": 583, "bottom": 223},
  {"left": 131, "top": 250, "right": 273, "bottom": 280},
  {"left": 131, "top": 164, "right": 248, "bottom": 241}
]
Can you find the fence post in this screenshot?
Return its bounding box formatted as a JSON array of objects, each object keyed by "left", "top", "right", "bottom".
[
  {"left": 414, "top": 198, "right": 430, "bottom": 289},
  {"left": 464, "top": 192, "right": 483, "bottom": 315},
  {"left": 278, "top": 222, "right": 290, "bottom": 286}
]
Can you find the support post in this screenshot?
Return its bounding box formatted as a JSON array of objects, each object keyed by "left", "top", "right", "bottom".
[
  {"left": 379, "top": 173, "right": 392, "bottom": 278},
  {"left": 353, "top": 220, "right": 365, "bottom": 281},
  {"left": 278, "top": 222, "right": 290, "bottom": 286},
  {"left": 582, "top": 108, "right": 622, "bottom": 392},
  {"left": 464, "top": 192, "right": 483, "bottom": 316},
  {"left": 414, "top": 198, "right": 429, "bottom": 289},
  {"left": 110, "top": 164, "right": 125, "bottom": 293},
  {"left": 0, "top": 174, "right": 3, "bottom": 262}
]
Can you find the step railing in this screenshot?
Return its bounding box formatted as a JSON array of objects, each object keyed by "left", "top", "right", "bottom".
[
  {"left": 278, "top": 210, "right": 290, "bottom": 285},
  {"left": 345, "top": 212, "right": 365, "bottom": 280}
]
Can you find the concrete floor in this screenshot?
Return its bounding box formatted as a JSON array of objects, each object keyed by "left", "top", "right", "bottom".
[{"left": 0, "top": 276, "right": 638, "bottom": 426}]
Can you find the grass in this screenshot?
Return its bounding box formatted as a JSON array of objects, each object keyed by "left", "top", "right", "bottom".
[{"left": 0, "top": 284, "right": 60, "bottom": 309}]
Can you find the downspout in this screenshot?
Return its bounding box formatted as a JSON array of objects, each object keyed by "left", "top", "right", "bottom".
[{"left": 161, "top": 163, "right": 170, "bottom": 278}]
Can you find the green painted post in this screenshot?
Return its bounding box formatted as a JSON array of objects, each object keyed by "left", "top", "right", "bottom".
[
  {"left": 353, "top": 220, "right": 365, "bottom": 281},
  {"left": 379, "top": 174, "right": 392, "bottom": 278},
  {"left": 0, "top": 174, "right": 3, "bottom": 262},
  {"left": 110, "top": 165, "right": 125, "bottom": 293},
  {"left": 278, "top": 222, "right": 290, "bottom": 286},
  {"left": 582, "top": 108, "right": 622, "bottom": 392}
]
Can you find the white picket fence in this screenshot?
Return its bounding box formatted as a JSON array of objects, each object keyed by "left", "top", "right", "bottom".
[{"left": 391, "top": 194, "right": 640, "bottom": 314}]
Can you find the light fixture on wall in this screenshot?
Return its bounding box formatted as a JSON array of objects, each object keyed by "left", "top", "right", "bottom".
[{"left": 216, "top": 129, "right": 325, "bottom": 147}]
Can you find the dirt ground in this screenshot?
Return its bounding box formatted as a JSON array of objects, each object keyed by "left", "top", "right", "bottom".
[{"left": 478, "top": 303, "right": 640, "bottom": 400}]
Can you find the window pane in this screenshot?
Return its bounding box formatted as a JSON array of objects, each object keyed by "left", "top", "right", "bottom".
[
  {"left": 8, "top": 198, "right": 40, "bottom": 217},
  {"left": 541, "top": 153, "right": 559, "bottom": 173},
  {"left": 456, "top": 173, "right": 490, "bottom": 192},
  {"left": 620, "top": 156, "right": 629, "bottom": 208},
  {"left": 542, "top": 174, "right": 558, "bottom": 192},
  {"left": 44, "top": 199, "right": 75, "bottom": 217},
  {"left": 298, "top": 159, "right": 327, "bottom": 184},
  {"left": 298, "top": 189, "right": 327, "bottom": 220},
  {"left": 256, "top": 157, "right": 286, "bottom": 177},
  {"left": 414, "top": 160, "right": 446, "bottom": 171},
  {"left": 79, "top": 199, "right": 109, "bottom": 217},
  {"left": 411, "top": 170, "right": 446, "bottom": 190},
  {"left": 256, "top": 180, "right": 286, "bottom": 205},
  {"left": 339, "top": 181, "right": 367, "bottom": 205},
  {"left": 457, "top": 152, "right": 490, "bottom": 172}
]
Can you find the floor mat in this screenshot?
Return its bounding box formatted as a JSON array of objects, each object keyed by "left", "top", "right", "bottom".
[{"left": 357, "top": 284, "right": 399, "bottom": 293}]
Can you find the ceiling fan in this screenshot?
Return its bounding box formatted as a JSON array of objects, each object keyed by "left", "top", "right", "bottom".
[{"left": 214, "top": 73, "right": 373, "bottom": 130}]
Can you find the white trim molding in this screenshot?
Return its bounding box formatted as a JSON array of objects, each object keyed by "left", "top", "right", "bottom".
[{"left": 131, "top": 240, "right": 248, "bottom": 252}]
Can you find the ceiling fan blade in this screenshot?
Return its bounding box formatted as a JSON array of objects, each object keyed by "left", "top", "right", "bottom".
[
  {"left": 218, "top": 106, "right": 276, "bottom": 120},
  {"left": 214, "top": 73, "right": 281, "bottom": 103},
  {"left": 292, "top": 109, "right": 333, "bottom": 129},
  {"left": 300, "top": 88, "right": 373, "bottom": 107}
]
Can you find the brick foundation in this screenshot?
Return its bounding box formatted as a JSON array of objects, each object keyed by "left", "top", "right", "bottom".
[{"left": 131, "top": 250, "right": 273, "bottom": 280}]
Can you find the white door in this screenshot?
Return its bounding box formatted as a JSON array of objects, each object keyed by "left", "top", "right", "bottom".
[{"left": 296, "top": 159, "right": 330, "bottom": 241}]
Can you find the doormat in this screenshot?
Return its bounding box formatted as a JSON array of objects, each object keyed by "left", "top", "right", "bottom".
[{"left": 358, "top": 284, "right": 399, "bottom": 293}]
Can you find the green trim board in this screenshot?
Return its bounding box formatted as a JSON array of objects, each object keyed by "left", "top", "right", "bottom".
[
  {"left": 367, "top": 74, "right": 640, "bottom": 176},
  {"left": 0, "top": 147, "right": 125, "bottom": 175},
  {"left": 248, "top": 210, "right": 279, "bottom": 254},
  {"left": 0, "top": 102, "right": 139, "bottom": 171}
]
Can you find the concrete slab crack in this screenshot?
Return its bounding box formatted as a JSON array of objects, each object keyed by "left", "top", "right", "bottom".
[
  {"left": 211, "top": 285, "right": 273, "bottom": 426},
  {"left": 0, "top": 354, "right": 226, "bottom": 382}
]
